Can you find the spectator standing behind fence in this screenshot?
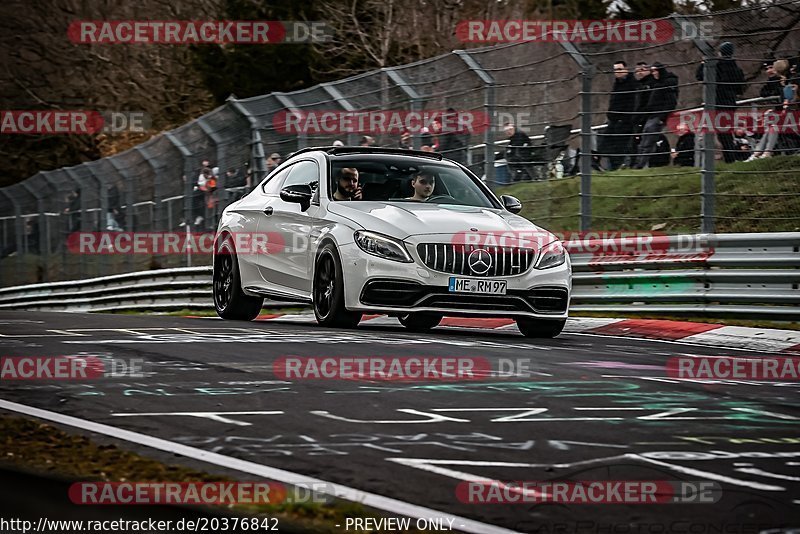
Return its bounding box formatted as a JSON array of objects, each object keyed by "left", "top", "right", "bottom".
[
  {"left": 398, "top": 130, "right": 412, "bottom": 150},
  {"left": 266, "top": 153, "right": 281, "bottom": 175},
  {"left": 696, "top": 42, "right": 745, "bottom": 164},
  {"left": 62, "top": 189, "right": 81, "bottom": 233},
  {"left": 504, "top": 122, "right": 532, "bottom": 181},
  {"left": 439, "top": 108, "right": 468, "bottom": 164},
  {"left": 601, "top": 60, "right": 638, "bottom": 170},
  {"left": 634, "top": 62, "right": 678, "bottom": 169},
  {"left": 625, "top": 62, "right": 653, "bottom": 166}
]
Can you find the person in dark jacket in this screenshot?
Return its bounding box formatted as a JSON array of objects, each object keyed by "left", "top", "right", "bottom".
[
  {"left": 438, "top": 108, "right": 468, "bottom": 164},
  {"left": 696, "top": 41, "right": 745, "bottom": 163},
  {"left": 634, "top": 62, "right": 679, "bottom": 169},
  {"left": 600, "top": 60, "right": 639, "bottom": 170},
  {"left": 760, "top": 61, "right": 782, "bottom": 101},
  {"left": 626, "top": 62, "right": 654, "bottom": 162},
  {"left": 672, "top": 122, "right": 696, "bottom": 167},
  {"left": 503, "top": 122, "right": 533, "bottom": 181}
]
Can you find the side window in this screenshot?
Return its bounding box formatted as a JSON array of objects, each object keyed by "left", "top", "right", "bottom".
[
  {"left": 283, "top": 160, "right": 319, "bottom": 189},
  {"left": 262, "top": 166, "right": 291, "bottom": 196}
]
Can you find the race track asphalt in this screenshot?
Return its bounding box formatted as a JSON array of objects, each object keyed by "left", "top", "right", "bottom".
[{"left": 1, "top": 311, "right": 798, "bottom": 533}]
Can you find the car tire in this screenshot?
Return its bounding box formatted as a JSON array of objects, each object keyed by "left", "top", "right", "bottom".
[
  {"left": 398, "top": 313, "right": 443, "bottom": 332},
  {"left": 516, "top": 318, "right": 566, "bottom": 338},
  {"left": 313, "top": 243, "right": 361, "bottom": 328},
  {"left": 213, "top": 236, "right": 264, "bottom": 321}
]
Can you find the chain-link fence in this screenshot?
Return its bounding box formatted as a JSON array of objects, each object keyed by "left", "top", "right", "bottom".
[{"left": 1, "top": 2, "right": 799, "bottom": 286}]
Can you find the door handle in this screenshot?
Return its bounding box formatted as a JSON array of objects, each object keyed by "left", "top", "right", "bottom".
[{"left": 263, "top": 206, "right": 273, "bottom": 216}]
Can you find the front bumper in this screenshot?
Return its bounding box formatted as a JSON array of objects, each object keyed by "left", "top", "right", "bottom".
[{"left": 338, "top": 240, "right": 571, "bottom": 319}]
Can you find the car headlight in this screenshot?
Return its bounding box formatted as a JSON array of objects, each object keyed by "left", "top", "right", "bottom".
[
  {"left": 354, "top": 230, "right": 413, "bottom": 263},
  {"left": 535, "top": 240, "right": 566, "bottom": 269}
]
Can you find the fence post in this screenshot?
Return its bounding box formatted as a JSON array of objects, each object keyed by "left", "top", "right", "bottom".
[
  {"left": 165, "top": 132, "right": 196, "bottom": 267},
  {"left": 227, "top": 98, "right": 268, "bottom": 191},
  {"left": 165, "top": 131, "right": 195, "bottom": 223},
  {"left": 274, "top": 93, "right": 306, "bottom": 151},
  {"left": 2, "top": 188, "right": 24, "bottom": 285},
  {"left": 321, "top": 82, "right": 359, "bottom": 147},
  {"left": 384, "top": 68, "right": 422, "bottom": 150},
  {"left": 559, "top": 41, "right": 595, "bottom": 231},
  {"left": 135, "top": 145, "right": 165, "bottom": 232},
  {"left": 197, "top": 118, "right": 226, "bottom": 227},
  {"left": 454, "top": 50, "right": 496, "bottom": 183},
  {"left": 21, "top": 180, "right": 48, "bottom": 282},
  {"left": 108, "top": 158, "right": 136, "bottom": 233},
  {"left": 674, "top": 15, "right": 716, "bottom": 233},
  {"left": 63, "top": 167, "right": 89, "bottom": 277},
  {"left": 108, "top": 157, "right": 137, "bottom": 272},
  {"left": 700, "top": 57, "right": 717, "bottom": 233},
  {"left": 85, "top": 163, "right": 110, "bottom": 276}
]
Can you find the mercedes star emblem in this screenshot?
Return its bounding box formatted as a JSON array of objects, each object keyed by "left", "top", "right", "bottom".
[{"left": 467, "top": 248, "right": 492, "bottom": 275}]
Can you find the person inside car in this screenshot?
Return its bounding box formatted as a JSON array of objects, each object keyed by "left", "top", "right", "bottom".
[
  {"left": 406, "top": 172, "right": 436, "bottom": 201},
  {"left": 333, "top": 167, "right": 362, "bottom": 201}
]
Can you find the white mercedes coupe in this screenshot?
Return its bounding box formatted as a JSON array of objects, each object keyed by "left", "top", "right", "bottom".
[{"left": 212, "top": 147, "right": 571, "bottom": 337}]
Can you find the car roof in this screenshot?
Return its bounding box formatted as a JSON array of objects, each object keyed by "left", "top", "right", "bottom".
[{"left": 288, "top": 146, "right": 446, "bottom": 162}]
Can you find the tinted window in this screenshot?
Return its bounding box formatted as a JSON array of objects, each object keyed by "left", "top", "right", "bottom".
[
  {"left": 283, "top": 160, "right": 319, "bottom": 189},
  {"left": 262, "top": 166, "right": 291, "bottom": 196},
  {"left": 329, "top": 158, "right": 496, "bottom": 208}
]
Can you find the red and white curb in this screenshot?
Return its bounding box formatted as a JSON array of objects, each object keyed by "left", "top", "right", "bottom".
[{"left": 184, "top": 313, "right": 800, "bottom": 355}]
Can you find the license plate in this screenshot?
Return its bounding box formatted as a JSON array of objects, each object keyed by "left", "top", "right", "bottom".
[{"left": 448, "top": 277, "right": 507, "bottom": 295}]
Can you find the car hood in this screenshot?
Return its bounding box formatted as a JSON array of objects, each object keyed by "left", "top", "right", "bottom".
[{"left": 327, "top": 202, "right": 556, "bottom": 243}]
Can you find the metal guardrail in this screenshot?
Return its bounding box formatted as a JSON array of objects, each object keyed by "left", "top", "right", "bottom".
[
  {"left": 0, "top": 233, "right": 797, "bottom": 318},
  {"left": 568, "top": 232, "right": 800, "bottom": 318}
]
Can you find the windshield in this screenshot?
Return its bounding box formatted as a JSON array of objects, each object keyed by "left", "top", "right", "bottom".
[{"left": 328, "top": 157, "right": 498, "bottom": 208}]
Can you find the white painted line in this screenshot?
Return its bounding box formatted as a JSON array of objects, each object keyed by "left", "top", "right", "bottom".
[
  {"left": 0, "top": 399, "right": 519, "bottom": 534},
  {"left": 390, "top": 454, "right": 787, "bottom": 492},
  {"left": 632, "top": 454, "right": 785, "bottom": 492},
  {"left": 111, "top": 411, "right": 284, "bottom": 426}
]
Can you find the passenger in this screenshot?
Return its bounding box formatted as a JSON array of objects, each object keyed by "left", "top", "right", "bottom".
[
  {"left": 332, "top": 168, "right": 362, "bottom": 200},
  {"left": 406, "top": 172, "right": 435, "bottom": 201}
]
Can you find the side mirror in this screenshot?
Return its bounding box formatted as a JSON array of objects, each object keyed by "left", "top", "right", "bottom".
[
  {"left": 501, "top": 195, "right": 522, "bottom": 214},
  {"left": 280, "top": 184, "right": 312, "bottom": 211}
]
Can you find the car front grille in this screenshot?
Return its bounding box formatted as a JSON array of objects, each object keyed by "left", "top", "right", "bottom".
[{"left": 416, "top": 243, "right": 535, "bottom": 276}]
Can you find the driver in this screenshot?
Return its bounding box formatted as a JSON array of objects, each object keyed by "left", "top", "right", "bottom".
[
  {"left": 406, "top": 172, "right": 435, "bottom": 201},
  {"left": 333, "top": 168, "right": 362, "bottom": 201}
]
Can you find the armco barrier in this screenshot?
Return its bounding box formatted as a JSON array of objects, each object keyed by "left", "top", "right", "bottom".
[
  {"left": 569, "top": 232, "right": 800, "bottom": 318},
  {"left": 0, "top": 233, "right": 797, "bottom": 318}
]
